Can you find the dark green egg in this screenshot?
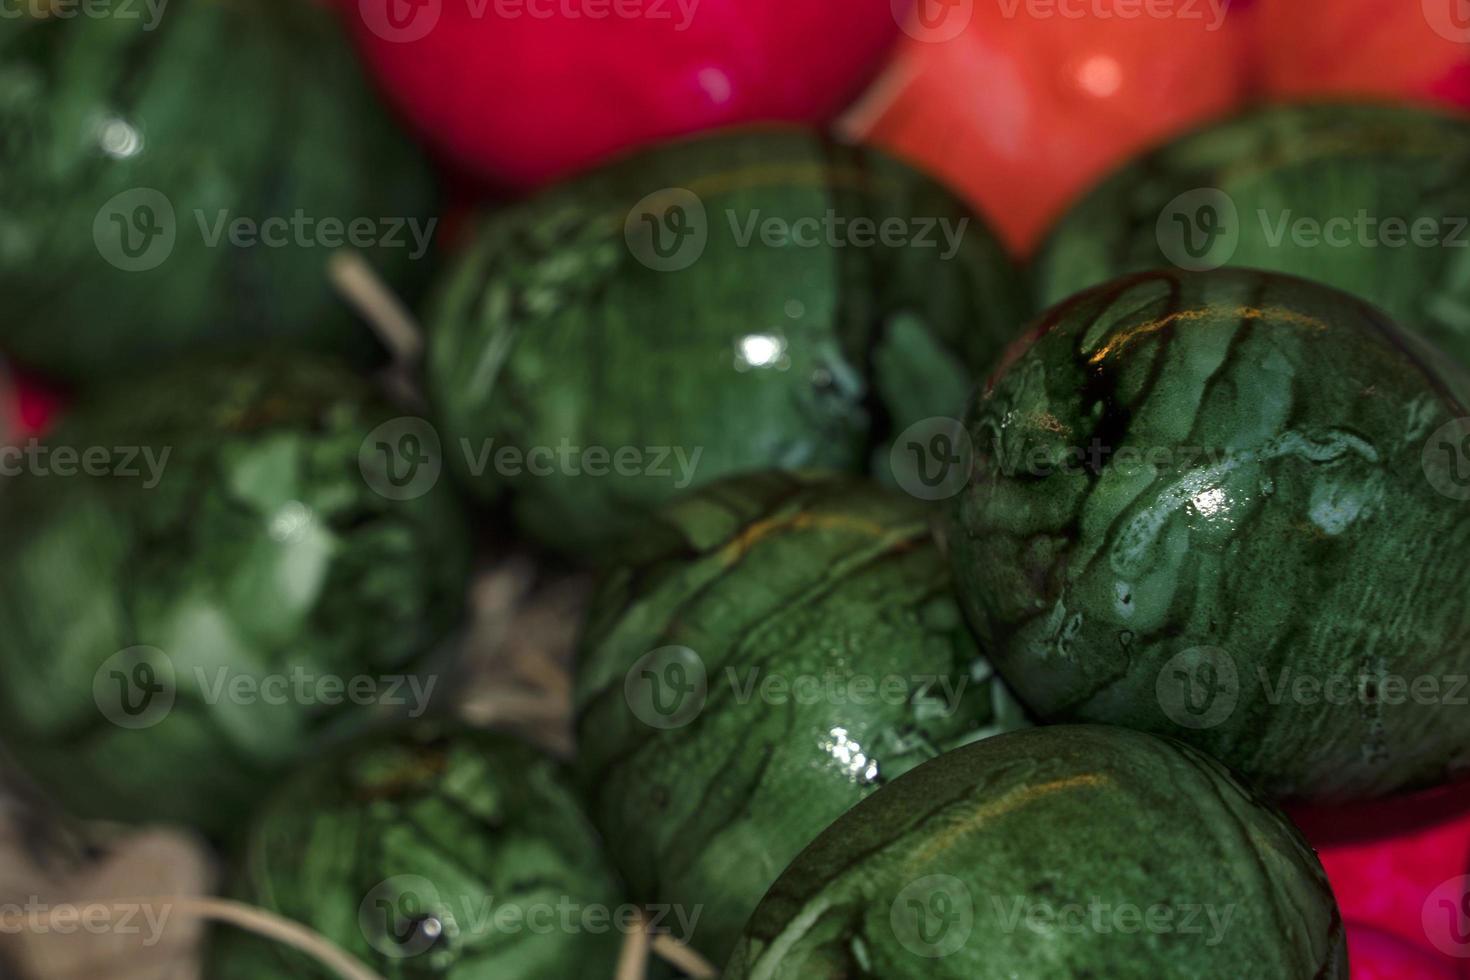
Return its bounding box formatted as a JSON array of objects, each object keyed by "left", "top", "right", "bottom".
[
  {"left": 725, "top": 725, "right": 1346, "bottom": 979},
  {"left": 1037, "top": 103, "right": 1470, "bottom": 366},
  {"left": 0, "top": 355, "right": 469, "bottom": 836},
  {"left": 574, "top": 470, "right": 1029, "bottom": 962},
  {"left": 427, "top": 128, "right": 1026, "bottom": 555},
  {"left": 208, "top": 725, "right": 624, "bottom": 979},
  {"left": 0, "top": 0, "right": 436, "bottom": 380},
  {"left": 949, "top": 268, "right": 1470, "bottom": 801}
]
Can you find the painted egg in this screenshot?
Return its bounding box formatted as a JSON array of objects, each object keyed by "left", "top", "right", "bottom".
[
  {"left": 1346, "top": 922, "right": 1460, "bottom": 978},
  {"left": 427, "top": 128, "right": 1025, "bottom": 555},
  {"left": 724, "top": 725, "right": 1346, "bottom": 978},
  {"left": 1247, "top": 0, "right": 1470, "bottom": 110},
  {"left": 0, "top": 0, "right": 437, "bottom": 381},
  {"left": 0, "top": 355, "right": 470, "bottom": 836},
  {"left": 864, "top": 0, "right": 1249, "bottom": 253},
  {"left": 1291, "top": 783, "right": 1470, "bottom": 963},
  {"left": 948, "top": 268, "right": 1470, "bottom": 802},
  {"left": 338, "top": 0, "right": 901, "bottom": 189},
  {"left": 574, "top": 470, "right": 1028, "bottom": 962},
  {"left": 1035, "top": 104, "right": 1470, "bottom": 367},
  {"left": 208, "top": 725, "right": 624, "bottom": 978}
]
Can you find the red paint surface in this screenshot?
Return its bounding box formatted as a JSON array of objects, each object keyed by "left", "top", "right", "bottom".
[
  {"left": 1348, "top": 922, "right": 1461, "bottom": 979},
  {"left": 4, "top": 369, "right": 60, "bottom": 441},
  {"left": 340, "top": 0, "right": 902, "bottom": 189},
  {"left": 1293, "top": 786, "right": 1470, "bottom": 969},
  {"left": 1247, "top": 0, "right": 1470, "bottom": 111},
  {"left": 863, "top": 0, "right": 1249, "bottom": 254}
]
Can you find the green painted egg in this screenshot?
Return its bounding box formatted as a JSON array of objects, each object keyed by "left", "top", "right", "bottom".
[
  {"left": 0, "top": 355, "right": 469, "bottom": 836},
  {"left": 574, "top": 470, "right": 1029, "bottom": 963},
  {"left": 208, "top": 725, "right": 624, "bottom": 979},
  {"left": 725, "top": 725, "right": 1346, "bottom": 979},
  {"left": 949, "top": 268, "right": 1470, "bottom": 801},
  {"left": 0, "top": 0, "right": 437, "bottom": 381},
  {"left": 427, "top": 128, "right": 1026, "bottom": 554},
  {"left": 1037, "top": 103, "right": 1470, "bottom": 366}
]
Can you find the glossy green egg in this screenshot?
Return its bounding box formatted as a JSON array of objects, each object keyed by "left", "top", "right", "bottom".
[
  {"left": 0, "top": 0, "right": 436, "bottom": 380},
  {"left": 208, "top": 725, "right": 624, "bottom": 979},
  {"left": 0, "top": 355, "right": 469, "bottom": 836},
  {"left": 949, "top": 268, "right": 1470, "bottom": 801},
  {"left": 427, "top": 128, "right": 1026, "bottom": 554},
  {"left": 574, "top": 471, "right": 1029, "bottom": 963},
  {"left": 725, "top": 725, "right": 1346, "bottom": 979},
  {"left": 1037, "top": 103, "right": 1470, "bottom": 365}
]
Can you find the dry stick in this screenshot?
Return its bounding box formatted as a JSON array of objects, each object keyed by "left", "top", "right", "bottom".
[
  {"left": 615, "top": 914, "right": 651, "bottom": 980},
  {"left": 613, "top": 908, "right": 717, "bottom": 980},
  {"left": 328, "top": 250, "right": 424, "bottom": 368},
  {"left": 832, "top": 50, "right": 922, "bottom": 144},
  {"left": 0, "top": 896, "right": 384, "bottom": 980}
]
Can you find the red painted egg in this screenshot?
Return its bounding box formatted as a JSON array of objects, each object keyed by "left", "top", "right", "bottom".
[
  {"left": 1347, "top": 922, "right": 1460, "bottom": 978},
  {"left": 1292, "top": 785, "right": 1470, "bottom": 964},
  {"left": 860, "top": 0, "right": 1249, "bottom": 253},
  {"left": 1248, "top": 0, "right": 1470, "bottom": 110},
  {"left": 339, "top": 0, "right": 902, "bottom": 188}
]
